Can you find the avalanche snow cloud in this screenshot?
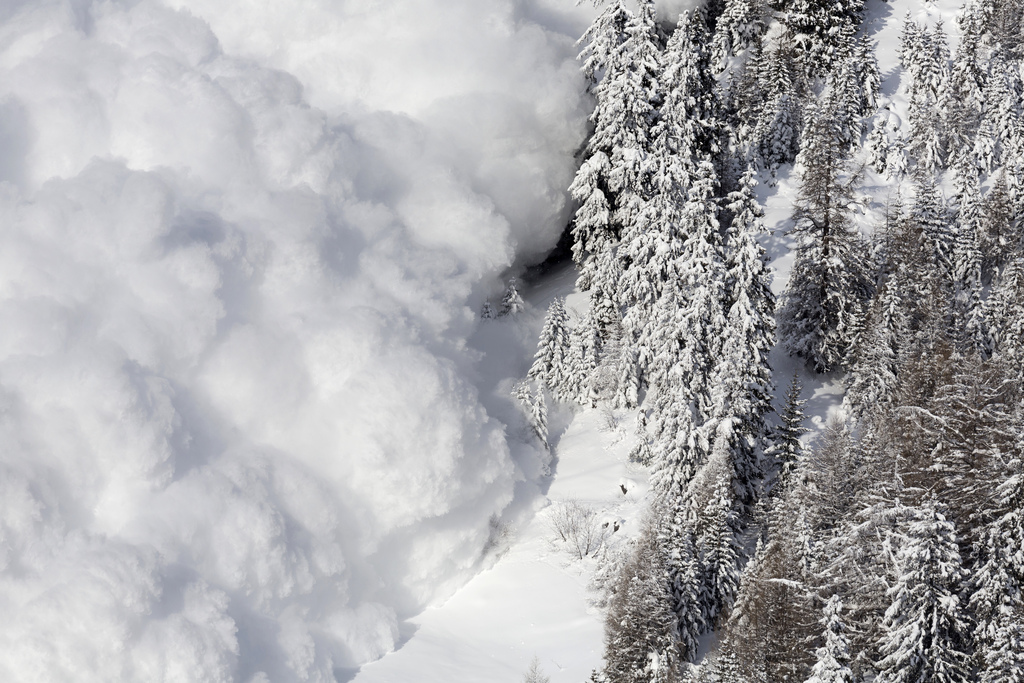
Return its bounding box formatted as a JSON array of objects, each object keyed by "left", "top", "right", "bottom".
[{"left": 0, "top": 0, "right": 590, "bottom": 680}]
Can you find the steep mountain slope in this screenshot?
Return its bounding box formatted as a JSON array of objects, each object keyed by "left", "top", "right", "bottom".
[{"left": 353, "top": 0, "right": 1010, "bottom": 680}]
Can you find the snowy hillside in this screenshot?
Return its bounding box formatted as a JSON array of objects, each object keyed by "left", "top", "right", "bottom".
[
  {"left": 363, "top": 0, "right": 1024, "bottom": 680},
  {"left": 4, "top": 0, "right": 1024, "bottom": 681}
]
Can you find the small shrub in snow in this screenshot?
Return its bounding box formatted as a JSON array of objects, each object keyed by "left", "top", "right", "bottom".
[
  {"left": 589, "top": 538, "right": 631, "bottom": 608},
  {"left": 549, "top": 498, "right": 608, "bottom": 559},
  {"left": 523, "top": 657, "right": 551, "bottom": 683}
]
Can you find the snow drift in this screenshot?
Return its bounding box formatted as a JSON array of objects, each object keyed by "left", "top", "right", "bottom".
[{"left": 0, "top": 0, "right": 591, "bottom": 680}]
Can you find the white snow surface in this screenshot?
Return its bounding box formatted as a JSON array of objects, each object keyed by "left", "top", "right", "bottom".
[{"left": 0, "top": 0, "right": 968, "bottom": 681}]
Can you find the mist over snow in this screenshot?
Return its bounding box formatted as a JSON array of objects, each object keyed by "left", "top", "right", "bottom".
[{"left": 0, "top": 0, "right": 596, "bottom": 680}]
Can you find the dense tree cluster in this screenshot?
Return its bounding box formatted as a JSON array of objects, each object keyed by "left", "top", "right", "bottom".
[{"left": 523, "top": 0, "right": 1024, "bottom": 681}]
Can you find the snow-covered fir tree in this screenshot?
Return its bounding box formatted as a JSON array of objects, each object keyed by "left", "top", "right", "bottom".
[
  {"left": 711, "top": 0, "right": 769, "bottom": 70},
  {"left": 529, "top": 297, "right": 572, "bottom": 399},
  {"left": 806, "top": 596, "right": 855, "bottom": 683},
  {"left": 603, "top": 515, "right": 683, "bottom": 683},
  {"left": 780, "top": 92, "right": 873, "bottom": 373},
  {"left": 709, "top": 167, "right": 776, "bottom": 507},
  {"left": 629, "top": 409, "right": 655, "bottom": 466},
  {"left": 514, "top": 381, "right": 549, "bottom": 450},
  {"left": 671, "top": 159, "right": 728, "bottom": 417},
  {"left": 501, "top": 277, "right": 527, "bottom": 317},
  {"left": 900, "top": 17, "right": 950, "bottom": 173},
  {"left": 875, "top": 498, "right": 971, "bottom": 683},
  {"left": 733, "top": 27, "right": 809, "bottom": 173},
  {"left": 571, "top": 0, "right": 660, "bottom": 343},
  {"left": 765, "top": 372, "right": 809, "bottom": 497},
  {"left": 985, "top": 255, "right": 1024, "bottom": 372},
  {"left": 775, "top": 0, "right": 864, "bottom": 76},
  {"left": 687, "top": 434, "right": 743, "bottom": 628}
]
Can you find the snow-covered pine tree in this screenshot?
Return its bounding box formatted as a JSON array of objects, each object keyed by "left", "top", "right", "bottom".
[
  {"left": 979, "top": 169, "right": 1022, "bottom": 278},
  {"left": 875, "top": 497, "right": 971, "bottom": 683},
  {"left": 972, "top": 122, "right": 1000, "bottom": 176},
  {"left": 719, "top": 538, "right": 770, "bottom": 679},
  {"left": 969, "top": 384, "right": 1024, "bottom": 675},
  {"left": 847, "top": 192, "right": 932, "bottom": 414},
  {"left": 686, "top": 432, "right": 743, "bottom": 628},
  {"left": 593, "top": 318, "right": 638, "bottom": 408},
  {"left": 564, "top": 307, "right": 601, "bottom": 405},
  {"left": 981, "top": 57, "right": 1024, "bottom": 176},
  {"left": 871, "top": 180, "right": 957, "bottom": 371},
  {"left": 636, "top": 157, "right": 727, "bottom": 420},
  {"left": 985, "top": 255, "right": 1024, "bottom": 373},
  {"left": 523, "top": 657, "right": 551, "bottom": 683},
  {"left": 659, "top": 9, "right": 722, "bottom": 164},
  {"left": 802, "top": 416, "right": 858, "bottom": 534},
  {"left": 620, "top": 151, "right": 687, "bottom": 395},
  {"left": 806, "top": 596, "right": 855, "bottom": 683},
  {"left": 775, "top": 0, "right": 864, "bottom": 76},
  {"left": 867, "top": 114, "right": 892, "bottom": 175},
  {"left": 528, "top": 297, "right": 572, "bottom": 399},
  {"left": 845, "top": 297, "right": 901, "bottom": 419},
  {"left": 513, "top": 380, "right": 548, "bottom": 450},
  {"left": 885, "top": 124, "right": 911, "bottom": 181},
  {"left": 629, "top": 409, "right": 654, "bottom": 466},
  {"left": 607, "top": 0, "right": 662, "bottom": 234},
  {"left": 673, "top": 159, "right": 728, "bottom": 418},
  {"left": 766, "top": 372, "right": 809, "bottom": 497},
  {"left": 603, "top": 514, "right": 683, "bottom": 683},
  {"left": 571, "top": 0, "right": 660, "bottom": 344},
  {"left": 901, "top": 17, "right": 950, "bottom": 173},
  {"left": 850, "top": 33, "right": 881, "bottom": 116},
  {"left": 500, "top": 277, "right": 526, "bottom": 317},
  {"left": 722, "top": 491, "right": 818, "bottom": 682},
  {"left": 909, "top": 173, "right": 955, "bottom": 282},
  {"left": 532, "top": 389, "right": 548, "bottom": 450},
  {"left": 820, "top": 38, "right": 880, "bottom": 153},
  {"left": 943, "top": 5, "right": 986, "bottom": 169},
  {"left": 984, "top": 0, "right": 1024, "bottom": 55},
  {"left": 919, "top": 356, "right": 1011, "bottom": 540},
  {"left": 570, "top": 150, "right": 614, "bottom": 295},
  {"left": 695, "top": 649, "right": 744, "bottom": 683},
  {"left": 621, "top": 10, "right": 713, "bottom": 396},
  {"left": 709, "top": 167, "right": 776, "bottom": 508},
  {"left": 978, "top": 608, "right": 1024, "bottom": 683},
  {"left": 821, "top": 496, "right": 908, "bottom": 680},
  {"left": 711, "top": 0, "right": 768, "bottom": 71},
  {"left": 651, "top": 379, "right": 704, "bottom": 505},
  {"left": 779, "top": 93, "right": 873, "bottom": 373},
  {"left": 639, "top": 278, "right": 684, "bottom": 399},
  {"left": 654, "top": 502, "right": 705, "bottom": 663},
  {"left": 737, "top": 30, "right": 808, "bottom": 173},
  {"left": 949, "top": 174, "right": 988, "bottom": 352}
]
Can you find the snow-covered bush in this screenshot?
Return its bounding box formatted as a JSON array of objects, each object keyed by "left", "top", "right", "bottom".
[
  {"left": 549, "top": 499, "right": 609, "bottom": 560},
  {"left": 523, "top": 657, "right": 551, "bottom": 683}
]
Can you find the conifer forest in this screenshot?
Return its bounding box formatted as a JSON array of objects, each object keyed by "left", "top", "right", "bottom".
[{"left": 523, "top": 0, "right": 1024, "bottom": 680}]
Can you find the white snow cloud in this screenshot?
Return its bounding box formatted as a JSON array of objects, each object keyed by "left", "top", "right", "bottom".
[{"left": 0, "top": 0, "right": 590, "bottom": 679}]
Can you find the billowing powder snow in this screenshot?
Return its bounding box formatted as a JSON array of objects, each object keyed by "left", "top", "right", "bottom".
[{"left": 0, "top": 0, "right": 592, "bottom": 680}]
